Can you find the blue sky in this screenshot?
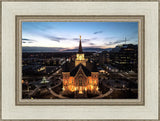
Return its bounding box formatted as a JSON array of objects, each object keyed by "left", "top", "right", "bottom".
[{"left": 22, "top": 22, "right": 138, "bottom": 50}]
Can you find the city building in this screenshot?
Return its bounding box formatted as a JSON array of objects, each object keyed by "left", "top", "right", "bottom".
[
  {"left": 109, "top": 44, "right": 138, "bottom": 72},
  {"left": 62, "top": 36, "right": 99, "bottom": 97}
]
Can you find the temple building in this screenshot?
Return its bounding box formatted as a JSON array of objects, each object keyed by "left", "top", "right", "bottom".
[{"left": 62, "top": 36, "right": 99, "bottom": 97}]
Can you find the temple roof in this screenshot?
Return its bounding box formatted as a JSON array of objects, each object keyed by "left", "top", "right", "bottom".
[
  {"left": 70, "top": 63, "right": 91, "bottom": 76},
  {"left": 62, "top": 61, "right": 98, "bottom": 74}
]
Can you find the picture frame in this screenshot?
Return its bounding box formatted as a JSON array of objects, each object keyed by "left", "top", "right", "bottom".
[
  {"left": 1, "top": 0, "right": 159, "bottom": 120},
  {"left": 16, "top": 15, "right": 144, "bottom": 106}
]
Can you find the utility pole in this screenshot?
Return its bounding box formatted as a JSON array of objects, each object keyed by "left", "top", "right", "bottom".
[{"left": 125, "top": 37, "right": 127, "bottom": 44}]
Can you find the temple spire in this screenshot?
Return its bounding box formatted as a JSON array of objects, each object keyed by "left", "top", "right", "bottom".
[{"left": 78, "top": 35, "right": 83, "bottom": 53}]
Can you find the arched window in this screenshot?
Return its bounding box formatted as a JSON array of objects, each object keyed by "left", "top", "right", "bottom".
[
  {"left": 78, "top": 76, "right": 83, "bottom": 86},
  {"left": 79, "top": 79, "right": 82, "bottom": 86}
]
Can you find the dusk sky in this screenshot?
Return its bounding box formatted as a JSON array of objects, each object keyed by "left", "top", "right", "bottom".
[{"left": 22, "top": 22, "right": 138, "bottom": 51}]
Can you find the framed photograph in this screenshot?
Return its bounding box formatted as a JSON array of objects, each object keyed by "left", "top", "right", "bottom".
[
  {"left": 16, "top": 15, "right": 144, "bottom": 106},
  {"left": 1, "top": 0, "right": 159, "bottom": 120}
]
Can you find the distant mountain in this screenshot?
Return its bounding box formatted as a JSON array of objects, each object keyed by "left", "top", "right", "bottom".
[
  {"left": 110, "top": 44, "right": 138, "bottom": 52},
  {"left": 64, "top": 47, "right": 112, "bottom": 52},
  {"left": 110, "top": 46, "right": 121, "bottom": 52},
  {"left": 22, "top": 47, "right": 112, "bottom": 53},
  {"left": 22, "top": 47, "right": 64, "bottom": 52}
]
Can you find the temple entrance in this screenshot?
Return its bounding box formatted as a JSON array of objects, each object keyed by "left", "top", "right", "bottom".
[{"left": 79, "top": 86, "right": 83, "bottom": 94}]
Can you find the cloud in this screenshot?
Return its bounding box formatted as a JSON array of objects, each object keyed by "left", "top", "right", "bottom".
[
  {"left": 73, "top": 38, "right": 79, "bottom": 41},
  {"left": 91, "top": 37, "right": 97, "bottom": 40},
  {"left": 22, "top": 38, "right": 30, "bottom": 41},
  {"left": 105, "top": 38, "right": 130, "bottom": 45},
  {"left": 105, "top": 36, "right": 117, "bottom": 40},
  {"left": 45, "top": 35, "right": 67, "bottom": 42},
  {"left": 83, "top": 39, "right": 90, "bottom": 42},
  {"left": 89, "top": 42, "right": 95, "bottom": 45},
  {"left": 93, "top": 31, "right": 103, "bottom": 34},
  {"left": 22, "top": 38, "right": 36, "bottom": 43}
]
